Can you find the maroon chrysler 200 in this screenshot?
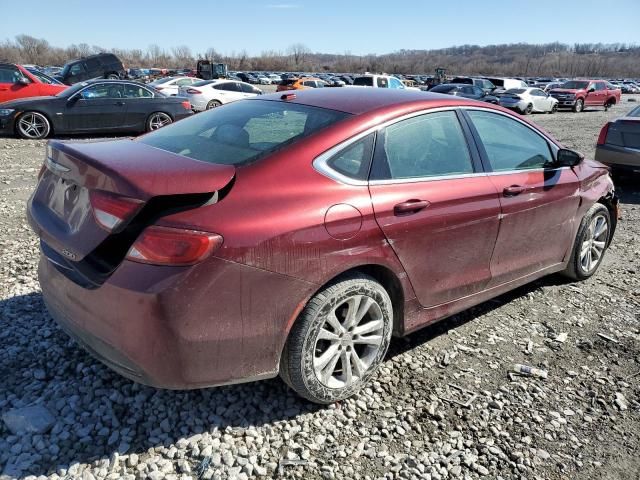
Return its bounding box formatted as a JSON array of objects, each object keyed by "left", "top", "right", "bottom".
[{"left": 28, "top": 88, "right": 618, "bottom": 403}]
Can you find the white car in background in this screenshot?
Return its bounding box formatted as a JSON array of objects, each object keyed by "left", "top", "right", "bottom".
[
  {"left": 498, "top": 87, "right": 559, "bottom": 115},
  {"left": 351, "top": 74, "right": 420, "bottom": 90},
  {"left": 179, "top": 79, "right": 263, "bottom": 111},
  {"left": 255, "top": 75, "right": 272, "bottom": 85},
  {"left": 267, "top": 73, "right": 282, "bottom": 83},
  {"left": 148, "top": 76, "right": 201, "bottom": 96}
]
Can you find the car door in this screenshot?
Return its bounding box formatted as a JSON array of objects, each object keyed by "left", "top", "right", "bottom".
[
  {"left": 64, "top": 83, "right": 128, "bottom": 131},
  {"left": 530, "top": 89, "right": 546, "bottom": 111},
  {"left": 368, "top": 110, "right": 501, "bottom": 308},
  {"left": 463, "top": 109, "right": 580, "bottom": 286},
  {"left": 0, "top": 65, "right": 37, "bottom": 102}
]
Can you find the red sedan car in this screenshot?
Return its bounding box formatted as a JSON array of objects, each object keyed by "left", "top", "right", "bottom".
[
  {"left": 0, "top": 64, "right": 67, "bottom": 103},
  {"left": 28, "top": 89, "right": 618, "bottom": 403}
]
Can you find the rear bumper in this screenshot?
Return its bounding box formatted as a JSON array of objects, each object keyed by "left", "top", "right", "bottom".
[
  {"left": 39, "top": 252, "right": 315, "bottom": 389},
  {"left": 595, "top": 145, "right": 640, "bottom": 172}
]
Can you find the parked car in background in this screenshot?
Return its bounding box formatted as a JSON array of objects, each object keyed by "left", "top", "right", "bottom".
[
  {"left": 55, "top": 53, "right": 126, "bottom": 85},
  {"left": 595, "top": 105, "right": 640, "bottom": 176},
  {"left": 542, "top": 81, "right": 564, "bottom": 93},
  {"left": 549, "top": 80, "right": 621, "bottom": 112},
  {"left": 429, "top": 83, "right": 499, "bottom": 104},
  {"left": 149, "top": 76, "right": 201, "bottom": 96},
  {"left": 255, "top": 75, "right": 272, "bottom": 85},
  {"left": 276, "top": 77, "right": 326, "bottom": 92},
  {"left": 498, "top": 87, "right": 559, "bottom": 114},
  {"left": 127, "top": 68, "right": 150, "bottom": 82},
  {"left": 236, "top": 72, "right": 259, "bottom": 84},
  {"left": 352, "top": 74, "right": 415, "bottom": 90},
  {"left": 267, "top": 73, "right": 282, "bottom": 83},
  {"left": 449, "top": 77, "right": 496, "bottom": 94},
  {"left": 0, "top": 79, "right": 192, "bottom": 139},
  {"left": 44, "top": 66, "right": 62, "bottom": 77},
  {"left": 28, "top": 88, "right": 617, "bottom": 404},
  {"left": 180, "top": 79, "right": 262, "bottom": 111},
  {"left": 0, "top": 63, "right": 68, "bottom": 103},
  {"left": 484, "top": 77, "right": 529, "bottom": 93}
]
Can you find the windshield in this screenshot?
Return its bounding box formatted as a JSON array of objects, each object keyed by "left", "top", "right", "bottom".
[
  {"left": 138, "top": 100, "right": 350, "bottom": 166},
  {"left": 26, "top": 68, "right": 64, "bottom": 85},
  {"left": 562, "top": 81, "right": 589, "bottom": 89},
  {"left": 353, "top": 77, "right": 374, "bottom": 87}
]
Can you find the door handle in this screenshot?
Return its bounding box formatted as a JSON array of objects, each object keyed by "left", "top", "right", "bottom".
[
  {"left": 114, "top": 101, "right": 125, "bottom": 106},
  {"left": 503, "top": 185, "right": 526, "bottom": 196},
  {"left": 393, "top": 199, "right": 430, "bottom": 215}
]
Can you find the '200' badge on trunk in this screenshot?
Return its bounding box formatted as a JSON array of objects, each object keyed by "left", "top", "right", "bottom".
[{"left": 61, "top": 248, "right": 77, "bottom": 260}]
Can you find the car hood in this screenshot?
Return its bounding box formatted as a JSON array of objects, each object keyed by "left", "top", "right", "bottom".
[
  {"left": 550, "top": 88, "right": 583, "bottom": 94},
  {"left": 0, "top": 96, "right": 60, "bottom": 108}
]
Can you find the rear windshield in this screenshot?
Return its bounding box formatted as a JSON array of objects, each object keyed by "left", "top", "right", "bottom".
[
  {"left": 629, "top": 106, "right": 640, "bottom": 117},
  {"left": 562, "top": 81, "right": 589, "bottom": 89},
  {"left": 430, "top": 85, "right": 456, "bottom": 93},
  {"left": 353, "top": 77, "right": 374, "bottom": 86},
  {"left": 138, "top": 100, "right": 350, "bottom": 166}
]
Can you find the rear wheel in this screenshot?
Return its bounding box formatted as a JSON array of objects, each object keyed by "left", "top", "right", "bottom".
[
  {"left": 107, "top": 73, "right": 119, "bottom": 80},
  {"left": 573, "top": 99, "right": 584, "bottom": 113},
  {"left": 16, "top": 112, "right": 51, "bottom": 140},
  {"left": 604, "top": 99, "right": 615, "bottom": 111},
  {"left": 206, "top": 100, "right": 222, "bottom": 109},
  {"left": 523, "top": 104, "right": 533, "bottom": 115},
  {"left": 146, "top": 112, "right": 172, "bottom": 131},
  {"left": 562, "top": 203, "right": 611, "bottom": 281},
  {"left": 280, "top": 274, "right": 393, "bottom": 404}
]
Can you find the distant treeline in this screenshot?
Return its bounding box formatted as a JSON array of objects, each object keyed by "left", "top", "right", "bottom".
[{"left": 2, "top": 35, "right": 640, "bottom": 77}]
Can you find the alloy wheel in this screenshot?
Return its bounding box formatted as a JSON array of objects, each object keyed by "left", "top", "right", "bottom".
[
  {"left": 313, "top": 294, "right": 385, "bottom": 389},
  {"left": 17, "top": 112, "right": 49, "bottom": 139},
  {"left": 579, "top": 213, "right": 608, "bottom": 274},
  {"left": 148, "top": 112, "right": 172, "bottom": 130}
]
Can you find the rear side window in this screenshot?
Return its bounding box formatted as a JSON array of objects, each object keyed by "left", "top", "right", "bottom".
[
  {"left": 326, "top": 134, "right": 375, "bottom": 180},
  {"left": 85, "top": 58, "right": 100, "bottom": 70},
  {"left": 371, "top": 111, "right": 474, "bottom": 180},
  {"left": 138, "top": 100, "right": 350, "bottom": 166},
  {"left": 467, "top": 110, "right": 553, "bottom": 171},
  {"left": 353, "top": 77, "right": 374, "bottom": 87}
]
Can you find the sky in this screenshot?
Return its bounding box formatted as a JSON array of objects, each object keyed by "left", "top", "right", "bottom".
[{"left": 3, "top": 0, "right": 639, "bottom": 57}]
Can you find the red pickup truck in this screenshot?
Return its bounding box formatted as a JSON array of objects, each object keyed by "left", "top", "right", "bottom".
[{"left": 549, "top": 80, "right": 621, "bottom": 112}]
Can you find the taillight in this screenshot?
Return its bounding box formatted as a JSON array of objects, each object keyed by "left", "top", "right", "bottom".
[
  {"left": 181, "top": 100, "right": 191, "bottom": 110},
  {"left": 597, "top": 122, "right": 610, "bottom": 146},
  {"left": 126, "top": 226, "right": 222, "bottom": 266},
  {"left": 185, "top": 88, "right": 201, "bottom": 94},
  {"left": 89, "top": 190, "right": 143, "bottom": 232}
]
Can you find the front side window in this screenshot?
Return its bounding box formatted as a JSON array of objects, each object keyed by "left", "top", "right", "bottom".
[
  {"left": 594, "top": 82, "right": 606, "bottom": 91},
  {"left": 467, "top": 110, "right": 553, "bottom": 171},
  {"left": 69, "top": 63, "right": 86, "bottom": 76},
  {"left": 377, "top": 77, "right": 389, "bottom": 88},
  {"left": 0, "top": 66, "right": 21, "bottom": 83},
  {"left": 371, "top": 111, "right": 474, "bottom": 180},
  {"left": 326, "top": 134, "right": 375, "bottom": 181},
  {"left": 80, "top": 84, "right": 124, "bottom": 99},
  {"left": 138, "top": 100, "right": 350, "bottom": 166}
]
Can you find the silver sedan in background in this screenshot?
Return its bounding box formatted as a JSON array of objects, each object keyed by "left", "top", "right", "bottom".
[{"left": 498, "top": 87, "right": 559, "bottom": 114}]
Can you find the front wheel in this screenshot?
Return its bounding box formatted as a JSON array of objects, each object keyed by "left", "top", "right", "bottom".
[
  {"left": 107, "top": 74, "right": 119, "bottom": 80},
  {"left": 573, "top": 99, "right": 584, "bottom": 113},
  {"left": 549, "top": 103, "right": 558, "bottom": 114},
  {"left": 562, "top": 203, "right": 611, "bottom": 281},
  {"left": 280, "top": 274, "right": 393, "bottom": 404},
  {"left": 16, "top": 112, "right": 51, "bottom": 139},
  {"left": 146, "top": 112, "right": 172, "bottom": 132}
]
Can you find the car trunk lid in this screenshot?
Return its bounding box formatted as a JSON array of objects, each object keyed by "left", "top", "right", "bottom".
[
  {"left": 608, "top": 117, "right": 640, "bottom": 149},
  {"left": 28, "top": 139, "right": 235, "bottom": 262}
]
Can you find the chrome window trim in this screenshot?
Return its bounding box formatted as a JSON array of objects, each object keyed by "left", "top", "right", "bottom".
[
  {"left": 71, "top": 81, "right": 155, "bottom": 100},
  {"left": 313, "top": 105, "right": 562, "bottom": 187}
]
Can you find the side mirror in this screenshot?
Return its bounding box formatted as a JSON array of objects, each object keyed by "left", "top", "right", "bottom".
[
  {"left": 556, "top": 148, "right": 583, "bottom": 167},
  {"left": 16, "top": 77, "right": 30, "bottom": 86},
  {"left": 588, "top": 86, "right": 595, "bottom": 93}
]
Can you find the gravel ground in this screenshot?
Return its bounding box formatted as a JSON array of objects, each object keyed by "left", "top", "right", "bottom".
[{"left": 0, "top": 95, "right": 639, "bottom": 480}]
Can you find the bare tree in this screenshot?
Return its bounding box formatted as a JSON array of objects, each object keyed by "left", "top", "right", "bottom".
[
  {"left": 288, "top": 43, "right": 310, "bottom": 68},
  {"left": 15, "top": 35, "right": 49, "bottom": 64}
]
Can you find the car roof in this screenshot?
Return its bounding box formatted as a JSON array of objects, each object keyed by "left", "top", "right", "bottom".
[{"left": 257, "top": 88, "right": 486, "bottom": 115}]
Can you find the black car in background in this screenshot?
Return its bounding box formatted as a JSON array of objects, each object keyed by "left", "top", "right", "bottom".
[
  {"left": 0, "top": 80, "right": 192, "bottom": 139},
  {"left": 429, "top": 83, "right": 499, "bottom": 104},
  {"left": 449, "top": 77, "right": 496, "bottom": 94},
  {"left": 55, "top": 53, "right": 126, "bottom": 85}
]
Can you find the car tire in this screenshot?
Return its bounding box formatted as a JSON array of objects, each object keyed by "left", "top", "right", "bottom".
[
  {"left": 146, "top": 112, "right": 173, "bottom": 132},
  {"left": 16, "top": 111, "right": 51, "bottom": 140},
  {"left": 549, "top": 103, "right": 558, "bottom": 114},
  {"left": 561, "top": 203, "right": 611, "bottom": 281},
  {"left": 206, "top": 100, "right": 222, "bottom": 109},
  {"left": 573, "top": 99, "right": 584, "bottom": 113},
  {"left": 522, "top": 104, "right": 533, "bottom": 115},
  {"left": 604, "top": 99, "right": 615, "bottom": 112},
  {"left": 107, "top": 74, "right": 119, "bottom": 80},
  {"left": 280, "top": 273, "right": 393, "bottom": 404}
]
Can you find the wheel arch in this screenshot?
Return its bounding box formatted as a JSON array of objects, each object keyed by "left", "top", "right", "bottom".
[{"left": 597, "top": 193, "right": 618, "bottom": 247}]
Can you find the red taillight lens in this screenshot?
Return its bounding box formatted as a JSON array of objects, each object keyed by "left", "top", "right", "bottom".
[
  {"left": 181, "top": 100, "right": 191, "bottom": 110},
  {"left": 597, "top": 122, "right": 610, "bottom": 146},
  {"left": 89, "top": 190, "right": 143, "bottom": 232},
  {"left": 185, "top": 88, "right": 201, "bottom": 94},
  {"left": 126, "top": 226, "right": 222, "bottom": 266}
]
